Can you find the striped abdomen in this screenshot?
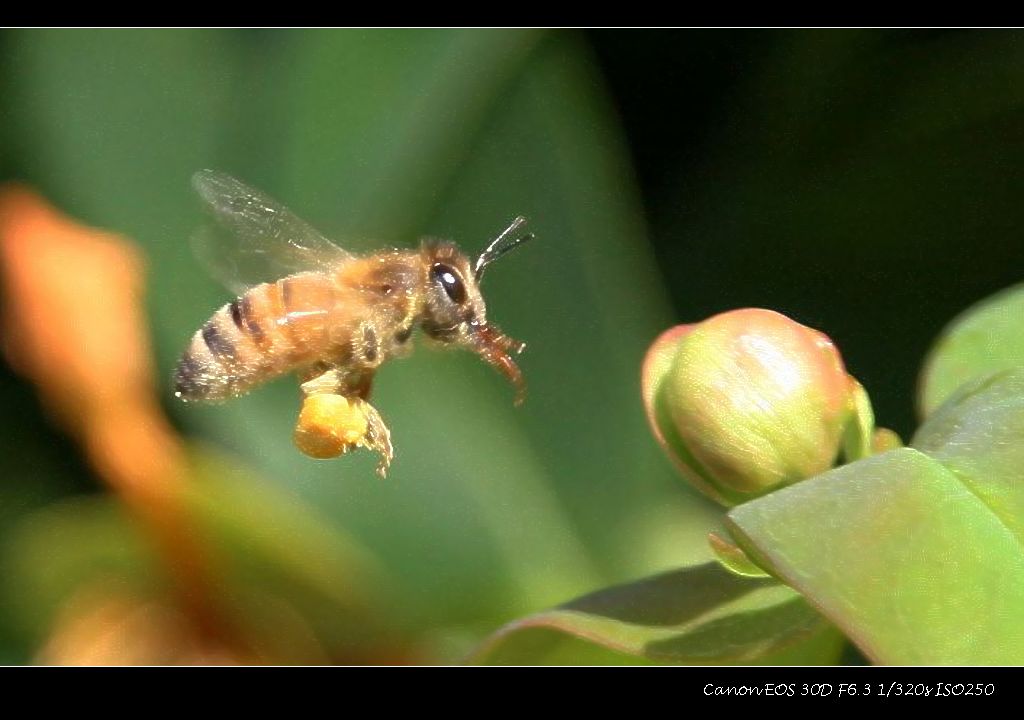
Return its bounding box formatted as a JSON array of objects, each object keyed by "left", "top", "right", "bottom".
[{"left": 174, "top": 272, "right": 342, "bottom": 402}]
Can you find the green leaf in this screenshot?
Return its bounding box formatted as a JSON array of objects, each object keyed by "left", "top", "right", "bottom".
[
  {"left": 728, "top": 447, "right": 1024, "bottom": 664},
  {"left": 0, "top": 497, "right": 162, "bottom": 645},
  {"left": 708, "top": 531, "right": 770, "bottom": 578},
  {"left": 183, "top": 446, "right": 411, "bottom": 656},
  {"left": 183, "top": 446, "right": 391, "bottom": 611},
  {"left": 913, "top": 368, "right": 1024, "bottom": 546},
  {"left": 280, "top": 29, "right": 545, "bottom": 240},
  {"left": 918, "top": 283, "right": 1024, "bottom": 418},
  {"left": 467, "top": 562, "right": 841, "bottom": 665}
]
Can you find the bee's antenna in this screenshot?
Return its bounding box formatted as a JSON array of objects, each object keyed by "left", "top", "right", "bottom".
[{"left": 474, "top": 216, "right": 534, "bottom": 280}]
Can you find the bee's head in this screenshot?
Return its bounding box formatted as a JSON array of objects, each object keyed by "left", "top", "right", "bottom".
[
  {"left": 420, "top": 240, "right": 485, "bottom": 341},
  {"left": 419, "top": 217, "right": 533, "bottom": 404}
]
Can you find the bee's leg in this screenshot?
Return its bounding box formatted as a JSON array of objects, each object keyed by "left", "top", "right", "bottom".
[
  {"left": 356, "top": 400, "right": 393, "bottom": 477},
  {"left": 300, "top": 366, "right": 375, "bottom": 399},
  {"left": 344, "top": 372, "right": 390, "bottom": 475},
  {"left": 295, "top": 367, "right": 393, "bottom": 476},
  {"left": 299, "top": 367, "right": 345, "bottom": 395},
  {"left": 349, "top": 371, "right": 375, "bottom": 401}
]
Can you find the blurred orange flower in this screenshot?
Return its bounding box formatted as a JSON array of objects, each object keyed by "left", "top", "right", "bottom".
[{"left": 0, "top": 185, "right": 237, "bottom": 662}]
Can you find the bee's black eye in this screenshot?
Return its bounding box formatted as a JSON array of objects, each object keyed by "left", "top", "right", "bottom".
[{"left": 431, "top": 263, "right": 467, "bottom": 304}]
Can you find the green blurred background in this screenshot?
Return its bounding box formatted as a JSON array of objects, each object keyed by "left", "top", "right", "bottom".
[{"left": 1, "top": 28, "right": 1022, "bottom": 664}]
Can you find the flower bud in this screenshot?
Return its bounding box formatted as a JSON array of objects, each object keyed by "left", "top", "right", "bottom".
[
  {"left": 871, "top": 427, "right": 903, "bottom": 454},
  {"left": 643, "top": 308, "right": 866, "bottom": 505}
]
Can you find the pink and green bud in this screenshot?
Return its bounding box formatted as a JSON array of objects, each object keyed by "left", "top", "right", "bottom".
[{"left": 643, "top": 308, "right": 873, "bottom": 506}]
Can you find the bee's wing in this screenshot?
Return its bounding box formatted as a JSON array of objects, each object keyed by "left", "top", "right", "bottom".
[{"left": 191, "top": 169, "right": 353, "bottom": 295}]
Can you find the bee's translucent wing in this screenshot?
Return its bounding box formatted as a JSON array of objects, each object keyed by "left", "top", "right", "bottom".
[{"left": 191, "top": 169, "right": 352, "bottom": 295}]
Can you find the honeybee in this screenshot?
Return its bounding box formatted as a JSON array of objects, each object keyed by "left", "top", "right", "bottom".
[{"left": 174, "top": 170, "right": 532, "bottom": 475}]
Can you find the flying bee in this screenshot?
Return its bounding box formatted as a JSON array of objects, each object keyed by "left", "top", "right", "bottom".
[{"left": 174, "top": 170, "right": 532, "bottom": 475}]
